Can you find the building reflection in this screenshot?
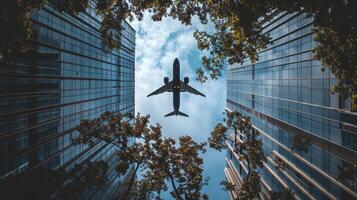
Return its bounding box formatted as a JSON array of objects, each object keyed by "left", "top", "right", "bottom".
[
  {"left": 0, "top": 2, "right": 135, "bottom": 199},
  {"left": 225, "top": 11, "right": 357, "bottom": 200}
]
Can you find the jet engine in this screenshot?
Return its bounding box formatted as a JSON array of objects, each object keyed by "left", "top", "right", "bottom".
[
  {"left": 164, "top": 77, "right": 169, "bottom": 84},
  {"left": 184, "top": 77, "right": 189, "bottom": 84}
]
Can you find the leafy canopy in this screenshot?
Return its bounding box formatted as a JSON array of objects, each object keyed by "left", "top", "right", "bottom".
[
  {"left": 75, "top": 112, "right": 209, "bottom": 200},
  {"left": 209, "top": 110, "right": 295, "bottom": 199},
  {"left": 193, "top": 0, "right": 357, "bottom": 110},
  {"left": 2, "top": 0, "right": 357, "bottom": 108},
  {"left": 0, "top": 112, "right": 208, "bottom": 200},
  {"left": 208, "top": 110, "right": 266, "bottom": 200}
]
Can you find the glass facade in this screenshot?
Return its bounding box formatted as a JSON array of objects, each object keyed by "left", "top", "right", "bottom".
[
  {"left": 225, "top": 12, "right": 357, "bottom": 200},
  {"left": 0, "top": 2, "right": 135, "bottom": 199}
]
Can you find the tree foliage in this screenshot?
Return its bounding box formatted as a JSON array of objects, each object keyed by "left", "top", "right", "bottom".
[
  {"left": 209, "top": 111, "right": 296, "bottom": 199},
  {"left": 208, "top": 110, "right": 266, "bottom": 199},
  {"left": 74, "top": 112, "right": 208, "bottom": 200},
  {"left": 1, "top": 0, "right": 90, "bottom": 55},
  {"left": 0, "top": 0, "right": 208, "bottom": 56},
  {"left": 193, "top": 0, "right": 357, "bottom": 111},
  {"left": 1, "top": 0, "right": 356, "bottom": 109},
  {"left": 0, "top": 112, "right": 208, "bottom": 200}
]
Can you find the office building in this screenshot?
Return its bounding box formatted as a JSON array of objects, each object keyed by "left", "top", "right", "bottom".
[
  {"left": 225, "top": 11, "right": 357, "bottom": 200},
  {"left": 0, "top": 2, "right": 135, "bottom": 199}
]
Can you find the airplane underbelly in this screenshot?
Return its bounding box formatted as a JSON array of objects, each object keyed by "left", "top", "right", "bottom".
[{"left": 173, "top": 92, "right": 180, "bottom": 110}]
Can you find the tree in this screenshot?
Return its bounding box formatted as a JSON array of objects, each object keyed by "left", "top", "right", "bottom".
[
  {"left": 2, "top": 1, "right": 356, "bottom": 109},
  {"left": 193, "top": 0, "right": 357, "bottom": 111},
  {"left": 209, "top": 110, "right": 296, "bottom": 199},
  {"left": 0, "top": 112, "right": 208, "bottom": 200},
  {"left": 74, "top": 111, "right": 209, "bottom": 200},
  {"left": 208, "top": 110, "right": 266, "bottom": 199},
  {"left": 0, "top": 0, "right": 126, "bottom": 56}
]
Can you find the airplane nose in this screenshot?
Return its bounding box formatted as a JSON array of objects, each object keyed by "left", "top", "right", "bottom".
[{"left": 174, "top": 58, "right": 179, "bottom": 64}]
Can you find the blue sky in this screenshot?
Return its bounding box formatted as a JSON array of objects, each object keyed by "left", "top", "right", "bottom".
[{"left": 131, "top": 14, "right": 229, "bottom": 200}]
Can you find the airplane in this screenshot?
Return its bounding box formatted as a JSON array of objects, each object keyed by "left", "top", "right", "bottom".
[{"left": 147, "top": 58, "right": 205, "bottom": 117}]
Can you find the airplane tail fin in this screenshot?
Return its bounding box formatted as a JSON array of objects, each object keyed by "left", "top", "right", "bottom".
[{"left": 164, "top": 110, "right": 189, "bottom": 117}]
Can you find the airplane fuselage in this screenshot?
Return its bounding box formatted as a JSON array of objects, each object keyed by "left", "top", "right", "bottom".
[
  {"left": 147, "top": 58, "right": 205, "bottom": 117},
  {"left": 173, "top": 58, "right": 180, "bottom": 112}
]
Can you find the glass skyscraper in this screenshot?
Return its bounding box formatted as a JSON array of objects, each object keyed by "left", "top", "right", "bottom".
[
  {"left": 0, "top": 2, "right": 135, "bottom": 199},
  {"left": 225, "top": 12, "right": 357, "bottom": 199}
]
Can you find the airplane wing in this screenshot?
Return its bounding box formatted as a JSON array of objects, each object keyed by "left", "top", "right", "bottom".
[
  {"left": 180, "top": 81, "right": 205, "bottom": 97},
  {"left": 147, "top": 81, "right": 173, "bottom": 97}
]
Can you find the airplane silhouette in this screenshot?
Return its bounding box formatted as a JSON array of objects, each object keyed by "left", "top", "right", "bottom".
[{"left": 147, "top": 58, "right": 205, "bottom": 117}]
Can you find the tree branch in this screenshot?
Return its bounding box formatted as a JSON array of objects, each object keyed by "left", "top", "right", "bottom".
[
  {"left": 166, "top": 168, "right": 184, "bottom": 200},
  {"left": 119, "top": 161, "right": 142, "bottom": 200},
  {"left": 232, "top": 123, "right": 254, "bottom": 199}
]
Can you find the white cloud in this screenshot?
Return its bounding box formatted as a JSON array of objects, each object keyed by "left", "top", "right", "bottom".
[{"left": 131, "top": 14, "right": 228, "bottom": 199}]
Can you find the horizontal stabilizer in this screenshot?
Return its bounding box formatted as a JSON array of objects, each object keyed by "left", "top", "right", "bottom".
[{"left": 164, "top": 110, "right": 189, "bottom": 117}]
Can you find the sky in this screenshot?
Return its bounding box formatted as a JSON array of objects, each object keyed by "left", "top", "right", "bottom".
[{"left": 130, "top": 14, "right": 229, "bottom": 200}]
